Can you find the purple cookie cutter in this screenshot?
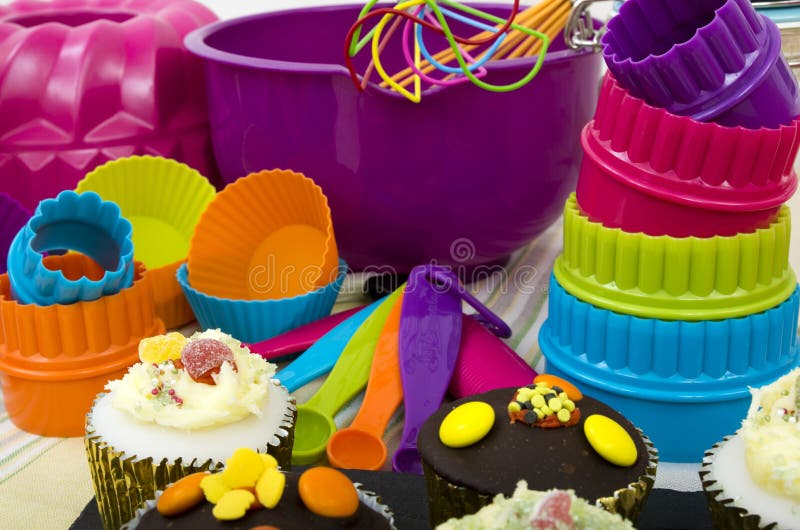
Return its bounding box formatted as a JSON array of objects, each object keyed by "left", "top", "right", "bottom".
[{"left": 602, "top": 0, "right": 800, "bottom": 128}]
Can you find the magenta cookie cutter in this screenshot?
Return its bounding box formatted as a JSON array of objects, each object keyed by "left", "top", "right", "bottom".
[{"left": 393, "top": 264, "right": 510, "bottom": 474}]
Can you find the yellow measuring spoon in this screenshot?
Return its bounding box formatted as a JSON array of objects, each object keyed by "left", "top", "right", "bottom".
[
  {"left": 291, "top": 287, "right": 404, "bottom": 465},
  {"left": 326, "top": 292, "right": 404, "bottom": 470}
]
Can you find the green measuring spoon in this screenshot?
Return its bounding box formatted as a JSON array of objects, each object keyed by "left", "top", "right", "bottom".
[{"left": 291, "top": 287, "right": 404, "bottom": 465}]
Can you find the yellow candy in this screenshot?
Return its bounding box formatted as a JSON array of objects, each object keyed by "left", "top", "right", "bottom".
[
  {"left": 255, "top": 467, "right": 286, "bottom": 509},
  {"left": 200, "top": 473, "right": 230, "bottom": 504},
  {"left": 260, "top": 453, "right": 279, "bottom": 470},
  {"left": 583, "top": 414, "right": 638, "bottom": 467},
  {"left": 548, "top": 398, "right": 562, "bottom": 412},
  {"left": 221, "top": 448, "right": 265, "bottom": 488},
  {"left": 516, "top": 388, "right": 533, "bottom": 402},
  {"left": 439, "top": 401, "right": 495, "bottom": 448},
  {"left": 138, "top": 332, "right": 187, "bottom": 364},
  {"left": 212, "top": 489, "right": 255, "bottom": 521},
  {"left": 531, "top": 394, "right": 545, "bottom": 408},
  {"left": 507, "top": 402, "right": 521, "bottom": 414}
]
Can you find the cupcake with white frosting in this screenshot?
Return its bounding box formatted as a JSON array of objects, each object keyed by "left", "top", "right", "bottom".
[
  {"left": 84, "top": 329, "right": 295, "bottom": 530},
  {"left": 701, "top": 368, "right": 800, "bottom": 530}
]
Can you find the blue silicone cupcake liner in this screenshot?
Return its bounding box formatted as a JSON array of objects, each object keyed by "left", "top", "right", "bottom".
[
  {"left": 177, "top": 259, "right": 347, "bottom": 343},
  {"left": 6, "top": 191, "right": 134, "bottom": 306},
  {"left": 540, "top": 274, "right": 800, "bottom": 462},
  {"left": 0, "top": 192, "right": 31, "bottom": 275}
]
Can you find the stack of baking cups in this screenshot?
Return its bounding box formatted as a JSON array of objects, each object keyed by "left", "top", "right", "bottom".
[
  {"left": 0, "top": 191, "right": 164, "bottom": 437},
  {"left": 177, "top": 169, "right": 346, "bottom": 344},
  {"left": 540, "top": 0, "right": 800, "bottom": 462}
]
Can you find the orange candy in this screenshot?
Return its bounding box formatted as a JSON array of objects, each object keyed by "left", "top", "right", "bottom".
[
  {"left": 298, "top": 467, "right": 359, "bottom": 518},
  {"left": 156, "top": 472, "right": 209, "bottom": 517},
  {"left": 534, "top": 374, "right": 583, "bottom": 401}
]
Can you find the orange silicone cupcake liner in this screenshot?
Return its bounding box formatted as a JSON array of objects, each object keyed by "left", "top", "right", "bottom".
[{"left": 187, "top": 169, "right": 339, "bottom": 300}]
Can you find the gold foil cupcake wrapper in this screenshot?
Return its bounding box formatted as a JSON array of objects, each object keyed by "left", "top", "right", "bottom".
[
  {"left": 120, "top": 481, "right": 396, "bottom": 529},
  {"left": 85, "top": 382, "right": 297, "bottom": 530},
  {"left": 700, "top": 437, "right": 778, "bottom": 530},
  {"left": 424, "top": 429, "right": 658, "bottom": 528}
]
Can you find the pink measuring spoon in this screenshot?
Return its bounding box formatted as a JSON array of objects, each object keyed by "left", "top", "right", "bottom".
[{"left": 326, "top": 292, "right": 404, "bottom": 471}]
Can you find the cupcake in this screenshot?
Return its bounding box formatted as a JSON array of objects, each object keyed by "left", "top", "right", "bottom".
[
  {"left": 701, "top": 368, "right": 800, "bottom": 530},
  {"left": 121, "top": 448, "right": 395, "bottom": 529},
  {"left": 85, "top": 330, "right": 296, "bottom": 530},
  {"left": 436, "top": 481, "right": 634, "bottom": 529},
  {"left": 418, "top": 376, "right": 657, "bottom": 527}
]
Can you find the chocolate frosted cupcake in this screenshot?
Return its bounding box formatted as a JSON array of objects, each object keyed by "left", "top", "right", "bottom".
[
  {"left": 85, "top": 330, "right": 296, "bottom": 530},
  {"left": 701, "top": 368, "right": 800, "bottom": 530},
  {"left": 122, "top": 449, "right": 395, "bottom": 529},
  {"left": 419, "top": 377, "right": 657, "bottom": 527}
]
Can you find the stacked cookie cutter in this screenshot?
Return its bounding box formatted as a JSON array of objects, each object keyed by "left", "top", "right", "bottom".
[
  {"left": 541, "top": 0, "right": 800, "bottom": 462},
  {"left": 0, "top": 191, "right": 164, "bottom": 436}
]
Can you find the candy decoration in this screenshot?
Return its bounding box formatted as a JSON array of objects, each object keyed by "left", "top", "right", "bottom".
[
  {"left": 439, "top": 401, "right": 495, "bottom": 448},
  {"left": 139, "top": 332, "right": 187, "bottom": 364},
  {"left": 221, "top": 448, "right": 266, "bottom": 489},
  {"left": 529, "top": 490, "right": 576, "bottom": 530},
  {"left": 298, "top": 467, "right": 360, "bottom": 518},
  {"left": 583, "top": 414, "right": 638, "bottom": 467},
  {"left": 212, "top": 489, "right": 255, "bottom": 521},
  {"left": 260, "top": 454, "right": 279, "bottom": 469},
  {"left": 156, "top": 472, "right": 209, "bottom": 517},
  {"left": 200, "top": 473, "right": 230, "bottom": 504},
  {"left": 256, "top": 467, "right": 287, "bottom": 509},
  {"left": 181, "top": 338, "right": 235, "bottom": 382},
  {"left": 508, "top": 383, "right": 580, "bottom": 428},
  {"left": 534, "top": 374, "right": 583, "bottom": 401}
]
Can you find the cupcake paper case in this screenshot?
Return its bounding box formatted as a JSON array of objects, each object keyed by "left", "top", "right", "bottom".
[
  {"left": 701, "top": 368, "right": 800, "bottom": 530},
  {"left": 85, "top": 329, "right": 296, "bottom": 530}
]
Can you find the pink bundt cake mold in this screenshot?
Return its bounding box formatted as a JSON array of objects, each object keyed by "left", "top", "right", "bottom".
[{"left": 0, "top": 0, "right": 219, "bottom": 210}]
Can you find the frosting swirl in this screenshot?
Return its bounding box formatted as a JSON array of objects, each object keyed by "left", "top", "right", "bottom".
[
  {"left": 108, "top": 329, "right": 277, "bottom": 429},
  {"left": 742, "top": 368, "right": 800, "bottom": 502}
]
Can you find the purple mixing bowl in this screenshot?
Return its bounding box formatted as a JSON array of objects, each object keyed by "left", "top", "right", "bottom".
[{"left": 185, "top": 4, "right": 602, "bottom": 272}]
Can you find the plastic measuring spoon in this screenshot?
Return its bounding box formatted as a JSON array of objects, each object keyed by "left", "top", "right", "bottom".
[
  {"left": 274, "top": 301, "right": 381, "bottom": 392},
  {"left": 292, "top": 288, "right": 404, "bottom": 465},
  {"left": 326, "top": 292, "right": 404, "bottom": 470},
  {"left": 245, "top": 305, "right": 365, "bottom": 360},
  {"left": 393, "top": 265, "right": 463, "bottom": 474}
]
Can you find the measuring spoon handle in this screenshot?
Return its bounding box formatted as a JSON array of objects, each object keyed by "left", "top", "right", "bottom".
[
  {"left": 274, "top": 301, "right": 382, "bottom": 392},
  {"left": 245, "top": 306, "right": 365, "bottom": 360},
  {"left": 349, "top": 291, "right": 405, "bottom": 437},
  {"left": 305, "top": 288, "right": 404, "bottom": 417}
]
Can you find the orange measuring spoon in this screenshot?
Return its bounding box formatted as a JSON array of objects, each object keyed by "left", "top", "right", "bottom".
[{"left": 326, "top": 292, "right": 404, "bottom": 471}]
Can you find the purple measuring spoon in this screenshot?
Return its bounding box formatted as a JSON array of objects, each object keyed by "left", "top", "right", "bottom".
[{"left": 393, "top": 265, "right": 510, "bottom": 474}]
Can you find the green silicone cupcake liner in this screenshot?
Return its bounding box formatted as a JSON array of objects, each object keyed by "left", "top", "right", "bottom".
[
  {"left": 556, "top": 194, "right": 796, "bottom": 320},
  {"left": 85, "top": 387, "right": 296, "bottom": 530},
  {"left": 423, "top": 431, "right": 658, "bottom": 527}
]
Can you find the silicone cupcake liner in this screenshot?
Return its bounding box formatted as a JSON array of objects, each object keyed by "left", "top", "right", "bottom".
[
  {"left": 187, "top": 169, "right": 338, "bottom": 300},
  {"left": 602, "top": 0, "right": 800, "bottom": 128},
  {"left": 593, "top": 74, "right": 800, "bottom": 193},
  {"left": 77, "top": 156, "right": 217, "bottom": 328},
  {"left": 556, "top": 195, "right": 796, "bottom": 321},
  {"left": 700, "top": 437, "right": 789, "bottom": 530},
  {"left": 177, "top": 260, "right": 347, "bottom": 344},
  {"left": 540, "top": 275, "right": 800, "bottom": 461},
  {"left": 0, "top": 191, "right": 30, "bottom": 274},
  {"left": 422, "top": 433, "right": 658, "bottom": 527},
  {"left": 577, "top": 125, "right": 791, "bottom": 238},
  {"left": 7, "top": 191, "right": 134, "bottom": 305},
  {"left": 120, "top": 480, "right": 396, "bottom": 530},
  {"left": 0, "top": 258, "right": 164, "bottom": 436},
  {"left": 85, "top": 386, "right": 296, "bottom": 530}
]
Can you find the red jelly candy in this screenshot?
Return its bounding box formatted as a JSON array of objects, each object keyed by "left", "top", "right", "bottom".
[
  {"left": 530, "top": 491, "right": 575, "bottom": 530},
  {"left": 181, "top": 339, "right": 235, "bottom": 382}
]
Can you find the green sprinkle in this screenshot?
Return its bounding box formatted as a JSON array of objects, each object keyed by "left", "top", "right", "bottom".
[
  {"left": 564, "top": 400, "right": 575, "bottom": 412},
  {"left": 508, "top": 402, "right": 521, "bottom": 414},
  {"left": 558, "top": 392, "right": 568, "bottom": 401},
  {"left": 557, "top": 409, "right": 571, "bottom": 423},
  {"left": 536, "top": 387, "right": 551, "bottom": 395},
  {"left": 548, "top": 398, "right": 562, "bottom": 412},
  {"left": 532, "top": 394, "right": 545, "bottom": 408},
  {"left": 534, "top": 409, "right": 545, "bottom": 420},
  {"left": 541, "top": 405, "right": 553, "bottom": 416}
]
